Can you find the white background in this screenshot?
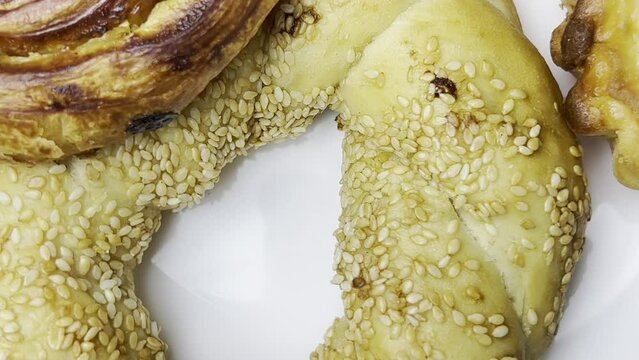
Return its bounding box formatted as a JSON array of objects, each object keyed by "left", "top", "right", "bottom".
[{"left": 137, "top": 1, "right": 639, "bottom": 359}]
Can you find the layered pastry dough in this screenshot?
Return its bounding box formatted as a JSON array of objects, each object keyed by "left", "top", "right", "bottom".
[{"left": 0, "top": 0, "right": 278, "bottom": 161}]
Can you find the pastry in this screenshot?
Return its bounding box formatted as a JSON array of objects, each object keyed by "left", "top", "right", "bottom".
[
  {"left": 0, "top": 0, "right": 278, "bottom": 162},
  {"left": 0, "top": 3, "right": 331, "bottom": 357},
  {"left": 308, "top": 0, "right": 589, "bottom": 358},
  {"left": 552, "top": 0, "right": 639, "bottom": 188},
  {"left": 0, "top": 0, "right": 589, "bottom": 358}
]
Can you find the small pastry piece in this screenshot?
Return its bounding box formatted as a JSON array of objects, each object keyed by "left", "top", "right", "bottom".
[
  {"left": 0, "top": 0, "right": 278, "bottom": 162},
  {"left": 552, "top": 0, "right": 639, "bottom": 188}
]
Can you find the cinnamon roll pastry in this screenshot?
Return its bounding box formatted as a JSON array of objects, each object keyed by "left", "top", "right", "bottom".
[{"left": 0, "top": 0, "right": 278, "bottom": 162}]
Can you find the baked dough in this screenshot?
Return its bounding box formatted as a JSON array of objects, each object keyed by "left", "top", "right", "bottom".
[
  {"left": 304, "top": 0, "right": 589, "bottom": 358},
  {"left": 0, "top": 0, "right": 589, "bottom": 358},
  {"left": 552, "top": 0, "right": 639, "bottom": 188},
  {"left": 0, "top": 0, "right": 278, "bottom": 162}
]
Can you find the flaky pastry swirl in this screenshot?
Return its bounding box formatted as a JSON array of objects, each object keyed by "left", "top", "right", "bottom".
[{"left": 0, "top": 0, "right": 277, "bottom": 162}]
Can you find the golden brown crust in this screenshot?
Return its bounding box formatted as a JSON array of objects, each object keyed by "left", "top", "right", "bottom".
[
  {"left": 0, "top": 0, "right": 278, "bottom": 162},
  {"left": 552, "top": 0, "right": 639, "bottom": 188}
]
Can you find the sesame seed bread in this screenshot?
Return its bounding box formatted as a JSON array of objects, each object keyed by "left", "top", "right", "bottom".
[
  {"left": 551, "top": 0, "right": 639, "bottom": 189},
  {"left": 0, "top": 4, "right": 331, "bottom": 358},
  {"left": 303, "top": 0, "right": 589, "bottom": 358},
  {"left": 0, "top": 0, "right": 278, "bottom": 162},
  {"left": 0, "top": 0, "right": 589, "bottom": 359}
]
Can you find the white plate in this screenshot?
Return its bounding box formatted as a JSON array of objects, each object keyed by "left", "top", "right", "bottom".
[{"left": 137, "top": 1, "right": 639, "bottom": 359}]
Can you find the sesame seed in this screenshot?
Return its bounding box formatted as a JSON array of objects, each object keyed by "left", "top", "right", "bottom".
[
  {"left": 406, "top": 293, "right": 424, "bottom": 304},
  {"left": 447, "top": 239, "right": 461, "bottom": 255},
  {"left": 510, "top": 186, "right": 527, "bottom": 197},
  {"left": 470, "top": 136, "right": 486, "bottom": 152},
  {"left": 427, "top": 264, "right": 443, "bottom": 278},
  {"left": 453, "top": 310, "right": 466, "bottom": 327},
  {"left": 468, "top": 313, "right": 485, "bottom": 324},
  {"left": 544, "top": 311, "right": 556, "bottom": 326},
  {"left": 397, "top": 96, "right": 410, "bottom": 107},
  {"left": 49, "top": 164, "right": 67, "bottom": 175},
  {"left": 68, "top": 187, "right": 85, "bottom": 201},
  {"left": 0, "top": 192, "right": 10, "bottom": 206},
  {"left": 427, "top": 37, "right": 439, "bottom": 51},
  {"left": 515, "top": 202, "right": 529, "bottom": 212},
  {"left": 502, "top": 99, "right": 515, "bottom": 115},
  {"left": 490, "top": 79, "right": 506, "bottom": 90},
  {"left": 446, "top": 61, "right": 462, "bottom": 71},
  {"left": 529, "top": 125, "right": 541, "bottom": 138},
  {"left": 464, "top": 62, "right": 476, "bottom": 78},
  {"left": 411, "top": 235, "right": 428, "bottom": 245},
  {"left": 484, "top": 223, "right": 498, "bottom": 236},
  {"left": 365, "top": 70, "right": 380, "bottom": 79},
  {"left": 468, "top": 99, "right": 485, "bottom": 109},
  {"left": 569, "top": 146, "right": 582, "bottom": 157},
  {"left": 27, "top": 176, "right": 46, "bottom": 189},
  {"left": 432, "top": 306, "right": 445, "bottom": 322},
  {"left": 519, "top": 146, "right": 534, "bottom": 156},
  {"left": 347, "top": 49, "right": 356, "bottom": 63},
  {"left": 487, "top": 314, "right": 505, "bottom": 326},
  {"left": 55, "top": 259, "right": 71, "bottom": 272},
  {"left": 464, "top": 260, "right": 480, "bottom": 271},
  {"left": 492, "top": 325, "right": 509, "bottom": 338},
  {"left": 56, "top": 317, "right": 73, "bottom": 327},
  {"left": 521, "top": 238, "right": 535, "bottom": 250},
  {"left": 509, "top": 89, "right": 527, "bottom": 99}
]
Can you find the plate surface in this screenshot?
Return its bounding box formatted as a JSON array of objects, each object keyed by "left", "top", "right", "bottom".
[{"left": 137, "top": 1, "right": 639, "bottom": 359}]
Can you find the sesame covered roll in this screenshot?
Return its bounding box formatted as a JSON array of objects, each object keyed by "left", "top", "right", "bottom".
[
  {"left": 0, "top": 3, "right": 332, "bottom": 358},
  {"left": 313, "top": 0, "right": 589, "bottom": 359}
]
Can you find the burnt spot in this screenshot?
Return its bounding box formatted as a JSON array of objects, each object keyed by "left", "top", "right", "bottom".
[
  {"left": 51, "top": 101, "right": 64, "bottom": 111},
  {"left": 335, "top": 114, "right": 346, "bottom": 131},
  {"left": 459, "top": 113, "right": 479, "bottom": 128},
  {"left": 171, "top": 56, "right": 192, "bottom": 72},
  {"left": 127, "top": 112, "right": 177, "bottom": 134},
  {"left": 50, "top": 84, "right": 84, "bottom": 110},
  {"left": 52, "top": 84, "right": 84, "bottom": 99},
  {"left": 352, "top": 277, "right": 366, "bottom": 289},
  {"left": 287, "top": 9, "right": 320, "bottom": 36},
  {"left": 561, "top": 17, "right": 595, "bottom": 70},
  {"left": 431, "top": 76, "right": 457, "bottom": 98}
]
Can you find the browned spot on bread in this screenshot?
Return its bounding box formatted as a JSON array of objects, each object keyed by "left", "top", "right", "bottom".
[
  {"left": 432, "top": 76, "right": 457, "bottom": 98},
  {"left": 49, "top": 83, "right": 85, "bottom": 110},
  {"left": 352, "top": 277, "right": 366, "bottom": 289},
  {"left": 560, "top": 17, "right": 595, "bottom": 70},
  {"left": 171, "top": 56, "right": 192, "bottom": 72}
]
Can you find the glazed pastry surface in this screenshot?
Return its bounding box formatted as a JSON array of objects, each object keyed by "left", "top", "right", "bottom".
[{"left": 0, "top": 0, "right": 278, "bottom": 161}]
